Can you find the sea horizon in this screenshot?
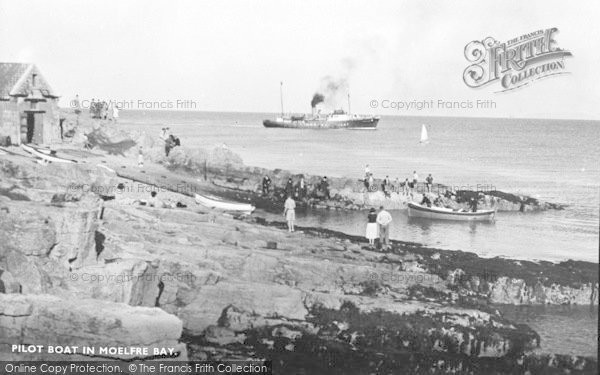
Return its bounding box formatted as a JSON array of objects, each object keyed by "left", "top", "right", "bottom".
[{"left": 61, "top": 107, "right": 600, "bottom": 122}]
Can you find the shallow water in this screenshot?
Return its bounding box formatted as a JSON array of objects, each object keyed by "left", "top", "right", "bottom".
[
  {"left": 495, "top": 304, "right": 598, "bottom": 358},
  {"left": 121, "top": 111, "right": 600, "bottom": 262}
]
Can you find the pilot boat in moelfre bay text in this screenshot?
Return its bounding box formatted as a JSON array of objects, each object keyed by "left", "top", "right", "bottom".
[{"left": 263, "top": 109, "right": 379, "bottom": 129}]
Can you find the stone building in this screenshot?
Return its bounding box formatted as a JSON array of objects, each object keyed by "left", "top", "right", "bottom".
[{"left": 0, "top": 63, "right": 60, "bottom": 145}]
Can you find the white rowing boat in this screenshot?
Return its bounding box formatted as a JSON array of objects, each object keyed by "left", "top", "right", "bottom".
[
  {"left": 407, "top": 202, "right": 495, "bottom": 222},
  {"left": 21, "top": 144, "right": 77, "bottom": 164},
  {"left": 195, "top": 193, "right": 255, "bottom": 214}
]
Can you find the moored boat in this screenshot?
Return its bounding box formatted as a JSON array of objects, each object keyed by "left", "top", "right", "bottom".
[
  {"left": 21, "top": 144, "right": 77, "bottom": 164},
  {"left": 407, "top": 202, "right": 495, "bottom": 222},
  {"left": 195, "top": 193, "right": 255, "bottom": 214}
]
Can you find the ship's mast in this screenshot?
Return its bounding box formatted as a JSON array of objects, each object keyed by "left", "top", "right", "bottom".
[
  {"left": 280, "top": 81, "right": 284, "bottom": 116},
  {"left": 347, "top": 92, "right": 351, "bottom": 115}
]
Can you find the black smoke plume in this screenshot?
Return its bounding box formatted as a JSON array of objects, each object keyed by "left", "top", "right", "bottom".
[{"left": 311, "top": 93, "right": 325, "bottom": 108}]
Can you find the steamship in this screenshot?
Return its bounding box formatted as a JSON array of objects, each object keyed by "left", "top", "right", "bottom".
[
  {"left": 263, "top": 86, "right": 379, "bottom": 129},
  {"left": 263, "top": 110, "right": 379, "bottom": 129}
]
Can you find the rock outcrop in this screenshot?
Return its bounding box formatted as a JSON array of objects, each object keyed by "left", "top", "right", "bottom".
[
  {"left": 0, "top": 127, "right": 595, "bottom": 373},
  {"left": 0, "top": 293, "right": 186, "bottom": 361}
]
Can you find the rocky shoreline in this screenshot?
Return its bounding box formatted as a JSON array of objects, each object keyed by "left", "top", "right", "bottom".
[{"left": 0, "top": 115, "right": 597, "bottom": 373}]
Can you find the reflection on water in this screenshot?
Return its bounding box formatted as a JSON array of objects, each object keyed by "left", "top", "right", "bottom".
[
  {"left": 495, "top": 304, "right": 598, "bottom": 358},
  {"left": 257, "top": 208, "right": 584, "bottom": 261}
]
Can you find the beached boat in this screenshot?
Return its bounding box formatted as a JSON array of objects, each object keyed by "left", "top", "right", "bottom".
[
  {"left": 21, "top": 144, "right": 77, "bottom": 164},
  {"left": 195, "top": 193, "right": 255, "bottom": 214},
  {"left": 407, "top": 202, "right": 495, "bottom": 222}
]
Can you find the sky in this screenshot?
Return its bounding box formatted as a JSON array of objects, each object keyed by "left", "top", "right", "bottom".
[{"left": 1, "top": 0, "right": 599, "bottom": 119}]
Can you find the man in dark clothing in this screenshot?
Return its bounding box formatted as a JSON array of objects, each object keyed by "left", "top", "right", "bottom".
[
  {"left": 320, "top": 176, "right": 330, "bottom": 199},
  {"left": 297, "top": 177, "right": 306, "bottom": 200},
  {"left": 469, "top": 197, "right": 478, "bottom": 212},
  {"left": 421, "top": 195, "right": 432, "bottom": 207},
  {"left": 262, "top": 176, "right": 271, "bottom": 194},
  {"left": 426, "top": 174, "right": 434, "bottom": 193},
  {"left": 285, "top": 178, "right": 294, "bottom": 197},
  {"left": 164, "top": 136, "right": 174, "bottom": 156}
]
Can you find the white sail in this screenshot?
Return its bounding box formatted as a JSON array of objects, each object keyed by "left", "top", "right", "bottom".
[{"left": 420, "top": 124, "right": 429, "bottom": 143}]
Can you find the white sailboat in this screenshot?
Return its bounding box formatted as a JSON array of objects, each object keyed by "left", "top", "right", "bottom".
[{"left": 420, "top": 124, "right": 429, "bottom": 144}]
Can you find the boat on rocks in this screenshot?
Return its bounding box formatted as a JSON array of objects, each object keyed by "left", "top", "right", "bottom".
[
  {"left": 407, "top": 202, "right": 496, "bottom": 221},
  {"left": 195, "top": 193, "right": 255, "bottom": 214},
  {"left": 21, "top": 144, "right": 77, "bottom": 164}
]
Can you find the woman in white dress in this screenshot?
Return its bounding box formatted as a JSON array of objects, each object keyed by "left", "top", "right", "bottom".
[
  {"left": 365, "top": 208, "right": 378, "bottom": 247},
  {"left": 284, "top": 195, "right": 296, "bottom": 232}
]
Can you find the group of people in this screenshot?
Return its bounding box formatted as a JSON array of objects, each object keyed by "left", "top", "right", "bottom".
[
  {"left": 263, "top": 175, "right": 330, "bottom": 201},
  {"left": 363, "top": 164, "right": 436, "bottom": 195},
  {"left": 365, "top": 206, "right": 393, "bottom": 250},
  {"left": 113, "top": 184, "right": 187, "bottom": 209},
  {"left": 87, "top": 98, "right": 119, "bottom": 122},
  {"left": 159, "top": 127, "right": 181, "bottom": 156}
]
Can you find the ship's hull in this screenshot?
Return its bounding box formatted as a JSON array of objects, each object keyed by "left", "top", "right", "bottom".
[
  {"left": 407, "top": 202, "right": 496, "bottom": 222},
  {"left": 263, "top": 117, "right": 378, "bottom": 129}
]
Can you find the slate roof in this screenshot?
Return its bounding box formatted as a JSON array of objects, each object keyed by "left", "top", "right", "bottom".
[{"left": 0, "top": 63, "right": 58, "bottom": 100}]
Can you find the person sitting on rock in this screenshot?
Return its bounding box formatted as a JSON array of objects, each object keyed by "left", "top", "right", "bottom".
[{"left": 148, "top": 191, "right": 164, "bottom": 208}]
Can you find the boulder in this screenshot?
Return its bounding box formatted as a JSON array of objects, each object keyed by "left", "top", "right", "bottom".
[
  {"left": 179, "top": 282, "right": 308, "bottom": 336},
  {"left": 0, "top": 293, "right": 187, "bottom": 361}
]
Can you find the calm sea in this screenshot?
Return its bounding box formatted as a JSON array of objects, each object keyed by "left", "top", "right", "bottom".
[{"left": 121, "top": 111, "right": 600, "bottom": 263}]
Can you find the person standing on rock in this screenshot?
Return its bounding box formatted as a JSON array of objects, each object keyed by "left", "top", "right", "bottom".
[
  {"left": 284, "top": 195, "right": 296, "bottom": 232},
  {"left": 376, "top": 206, "right": 392, "bottom": 251},
  {"left": 320, "top": 176, "right": 330, "bottom": 199},
  {"left": 412, "top": 171, "right": 419, "bottom": 191},
  {"left": 137, "top": 146, "right": 144, "bottom": 168},
  {"left": 403, "top": 178, "right": 410, "bottom": 195},
  {"left": 112, "top": 103, "right": 120, "bottom": 124},
  {"left": 285, "top": 178, "right": 294, "bottom": 197},
  {"left": 365, "top": 208, "right": 378, "bottom": 248},
  {"left": 262, "top": 175, "right": 272, "bottom": 195},
  {"left": 297, "top": 177, "right": 306, "bottom": 200},
  {"left": 426, "top": 173, "right": 434, "bottom": 193}
]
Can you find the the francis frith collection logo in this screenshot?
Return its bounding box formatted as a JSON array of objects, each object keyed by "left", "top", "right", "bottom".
[{"left": 463, "top": 28, "right": 572, "bottom": 92}]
